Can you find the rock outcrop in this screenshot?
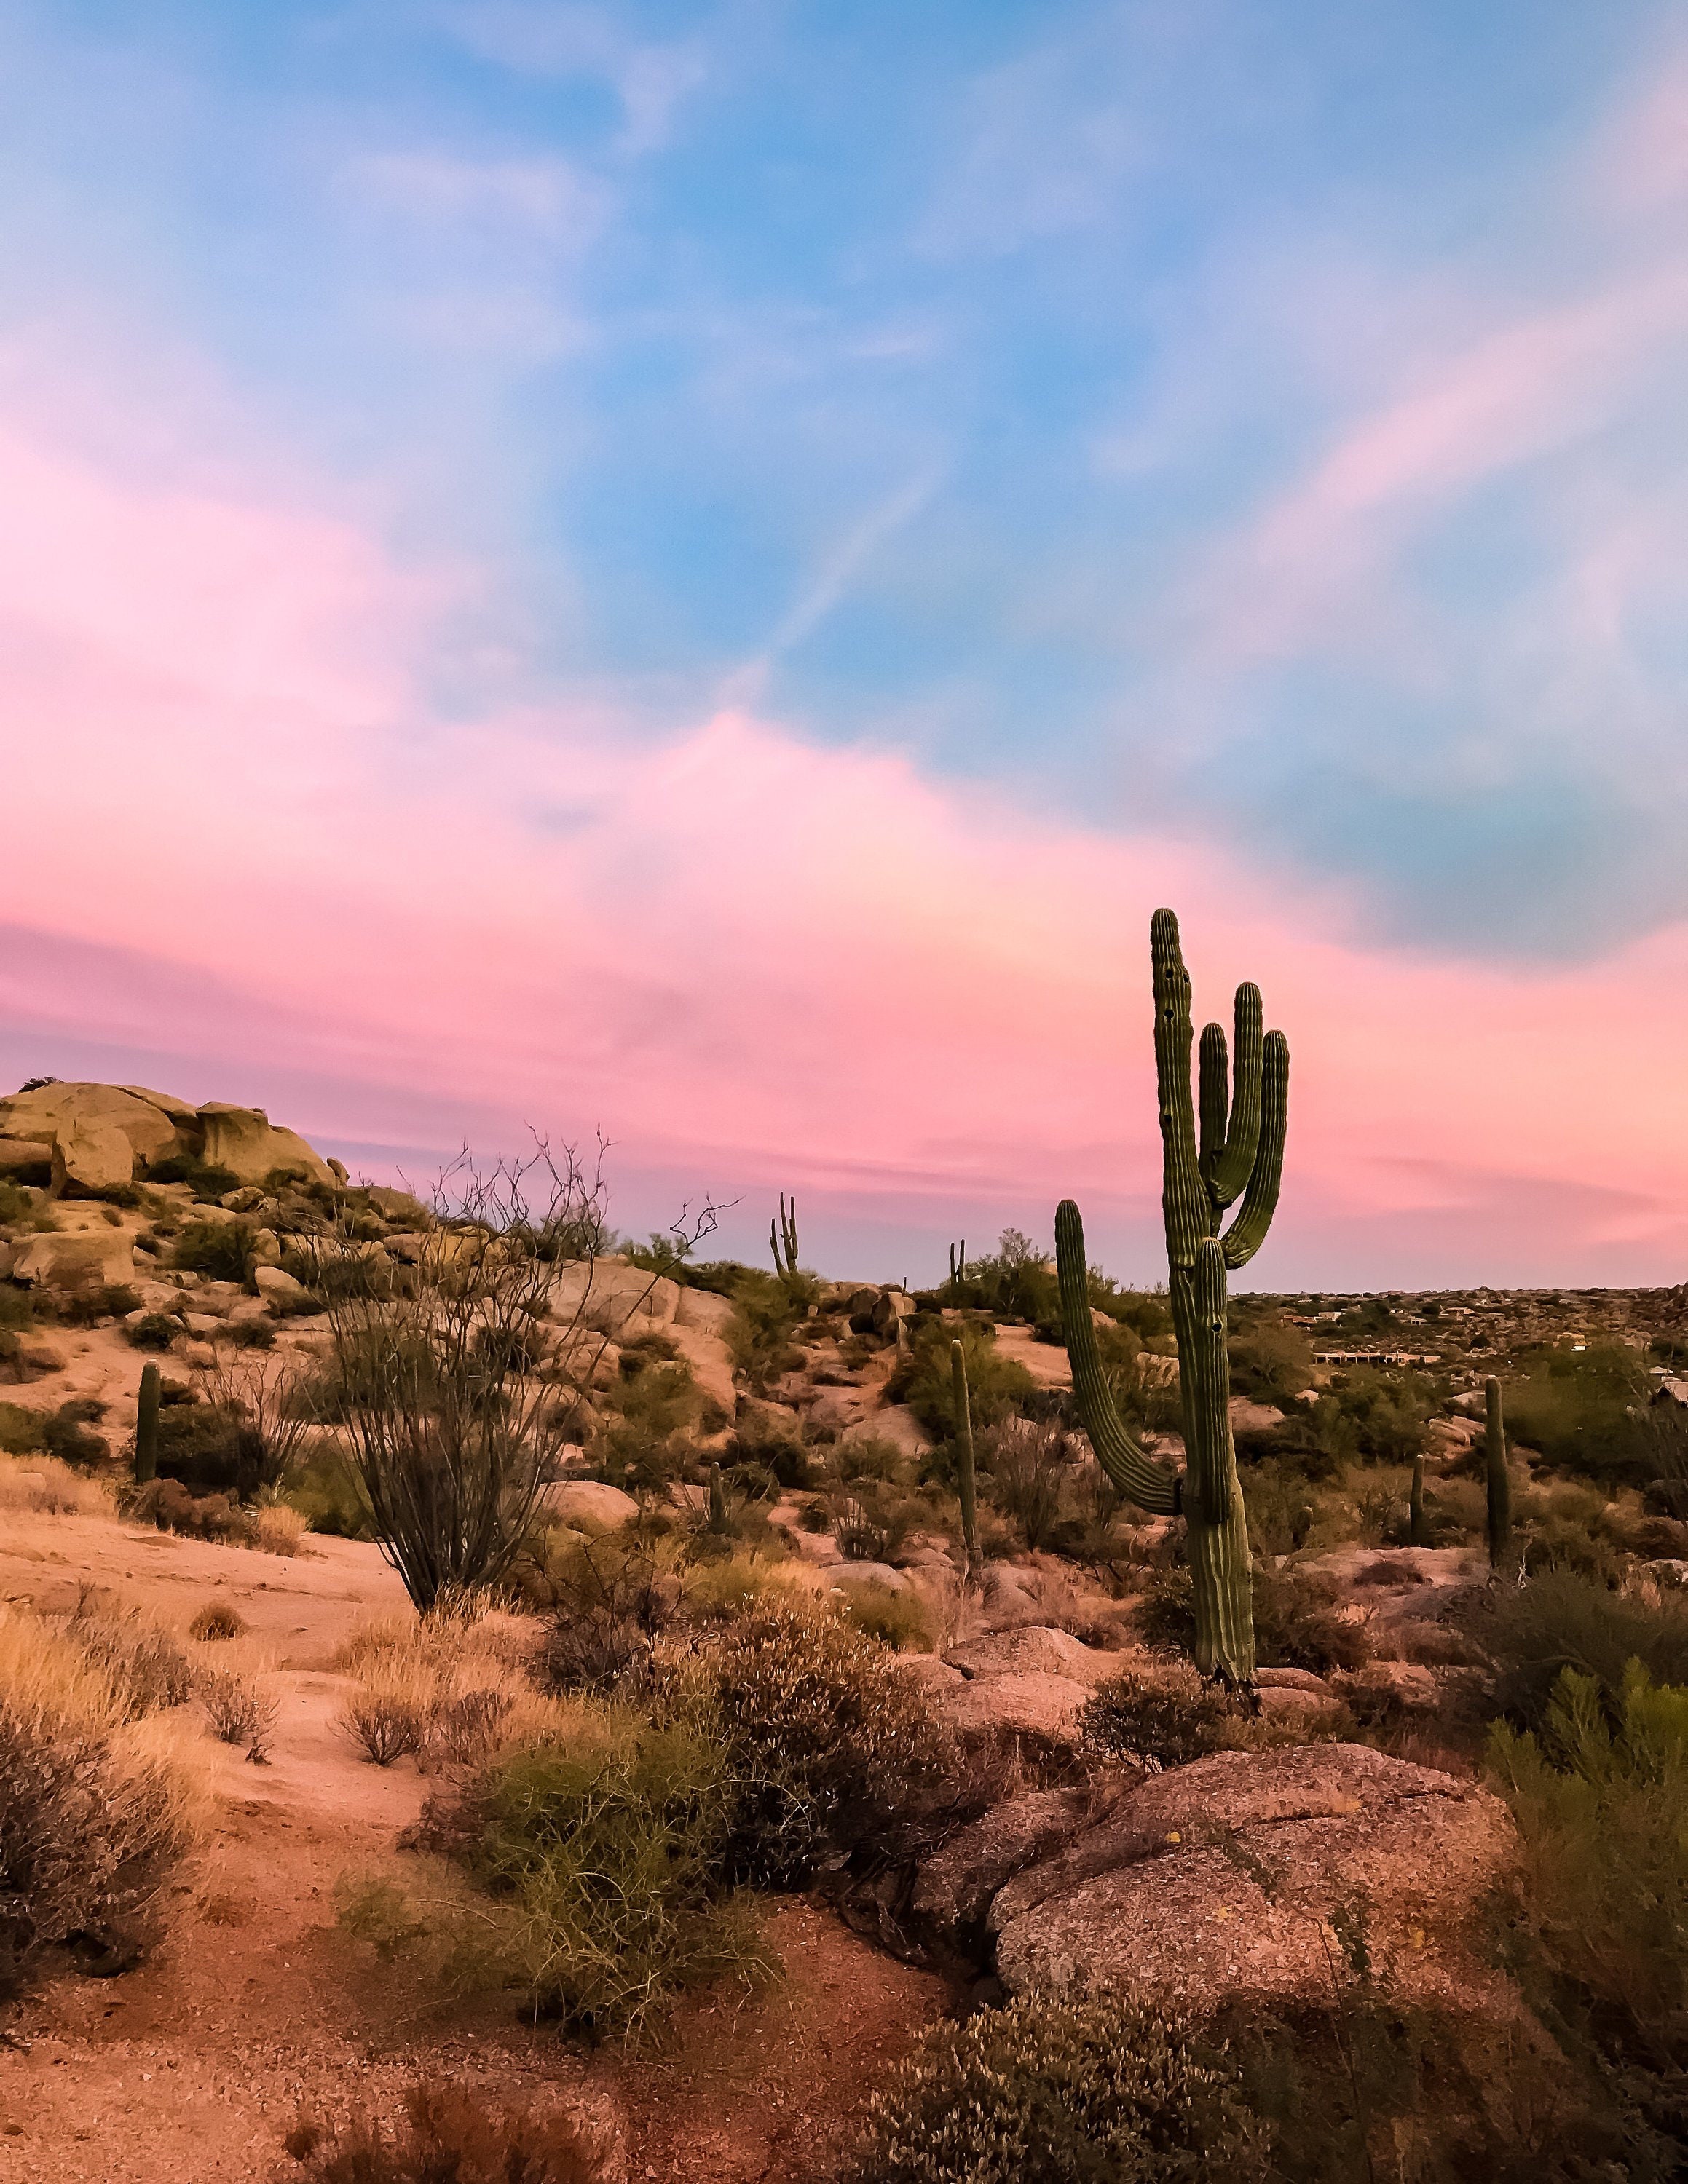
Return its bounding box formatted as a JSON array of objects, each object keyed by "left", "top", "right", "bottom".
[{"left": 0, "top": 1081, "right": 336, "bottom": 1191}]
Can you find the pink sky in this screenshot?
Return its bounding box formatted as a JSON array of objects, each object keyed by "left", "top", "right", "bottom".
[{"left": 2, "top": 387, "right": 1685, "bottom": 1292}]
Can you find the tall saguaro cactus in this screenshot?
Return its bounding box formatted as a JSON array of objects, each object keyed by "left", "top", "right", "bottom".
[
  {"left": 1485, "top": 1377, "right": 1513, "bottom": 1575},
  {"left": 950, "top": 1340, "right": 980, "bottom": 1573},
  {"left": 1057, "top": 909, "right": 1289, "bottom": 1685},
  {"left": 770, "top": 1194, "right": 800, "bottom": 1285}
]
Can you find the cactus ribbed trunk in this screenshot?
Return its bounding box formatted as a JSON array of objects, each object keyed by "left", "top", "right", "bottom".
[
  {"left": 1409, "top": 1455, "right": 1428, "bottom": 1548},
  {"left": 1485, "top": 1377, "right": 1513, "bottom": 1575},
  {"left": 951, "top": 1341, "right": 980, "bottom": 1572},
  {"left": 135, "top": 1361, "right": 160, "bottom": 1485},
  {"left": 706, "top": 1461, "right": 728, "bottom": 1535},
  {"left": 1057, "top": 909, "right": 1290, "bottom": 1688}
]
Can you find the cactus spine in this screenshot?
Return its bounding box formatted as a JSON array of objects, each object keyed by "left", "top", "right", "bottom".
[
  {"left": 951, "top": 1340, "right": 979, "bottom": 1572},
  {"left": 1057, "top": 909, "right": 1289, "bottom": 1687},
  {"left": 770, "top": 1194, "right": 800, "bottom": 1284},
  {"left": 1485, "top": 1376, "right": 1513, "bottom": 1573},
  {"left": 1409, "top": 1454, "right": 1428, "bottom": 1548},
  {"left": 135, "top": 1361, "right": 160, "bottom": 1485}
]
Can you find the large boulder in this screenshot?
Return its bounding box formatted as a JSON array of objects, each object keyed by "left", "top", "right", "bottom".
[
  {"left": 0, "top": 1082, "right": 184, "bottom": 1187},
  {"left": 196, "top": 1104, "right": 336, "bottom": 1187},
  {"left": 948, "top": 1626, "right": 1121, "bottom": 1688},
  {"left": 666, "top": 1323, "right": 737, "bottom": 1415},
  {"left": 537, "top": 1479, "right": 641, "bottom": 1530},
  {"left": 674, "top": 1286, "right": 735, "bottom": 1335},
  {"left": 914, "top": 1787, "right": 1103, "bottom": 1946},
  {"left": 938, "top": 1672, "right": 1094, "bottom": 1751},
  {"left": 0, "top": 1138, "right": 52, "bottom": 1174},
  {"left": 549, "top": 1259, "right": 681, "bottom": 1337},
  {"left": 988, "top": 1743, "right": 1513, "bottom": 2017},
  {"left": 10, "top": 1229, "right": 136, "bottom": 1291}
]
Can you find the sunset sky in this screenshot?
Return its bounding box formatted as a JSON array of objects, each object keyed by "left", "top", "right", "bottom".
[{"left": 4, "top": 2, "right": 1687, "bottom": 1289}]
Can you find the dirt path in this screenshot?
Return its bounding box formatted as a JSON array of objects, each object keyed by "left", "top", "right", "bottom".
[{"left": 0, "top": 1515, "right": 954, "bottom": 2183}]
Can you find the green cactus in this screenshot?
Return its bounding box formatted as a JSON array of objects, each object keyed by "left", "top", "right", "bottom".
[
  {"left": 134, "top": 1361, "right": 160, "bottom": 1485},
  {"left": 706, "top": 1461, "right": 729, "bottom": 1535},
  {"left": 1486, "top": 1376, "right": 1513, "bottom": 1574},
  {"left": 950, "top": 1340, "right": 980, "bottom": 1572},
  {"left": 1057, "top": 908, "right": 1289, "bottom": 1687},
  {"left": 947, "top": 1240, "right": 967, "bottom": 1288},
  {"left": 1409, "top": 1453, "right": 1428, "bottom": 1548},
  {"left": 770, "top": 1193, "right": 800, "bottom": 1285}
]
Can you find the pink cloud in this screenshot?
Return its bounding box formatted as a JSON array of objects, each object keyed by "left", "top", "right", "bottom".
[{"left": 3, "top": 392, "right": 1687, "bottom": 1289}]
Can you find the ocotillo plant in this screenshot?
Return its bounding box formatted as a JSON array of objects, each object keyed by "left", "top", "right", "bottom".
[
  {"left": 770, "top": 1194, "right": 800, "bottom": 1285},
  {"left": 134, "top": 1361, "right": 160, "bottom": 1485},
  {"left": 950, "top": 1340, "right": 980, "bottom": 1572},
  {"left": 1057, "top": 909, "right": 1288, "bottom": 1686},
  {"left": 1486, "top": 1377, "right": 1513, "bottom": 1574},
  {"left": 1409, "top": 1454, "right": 1429, "bottom": 1548}
]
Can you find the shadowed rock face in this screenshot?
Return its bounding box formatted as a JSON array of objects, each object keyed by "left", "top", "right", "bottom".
[{"left": 983, "top": 1743, "right": 1515, "bottom": 2017}]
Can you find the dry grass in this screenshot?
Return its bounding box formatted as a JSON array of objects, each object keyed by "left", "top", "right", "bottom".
[
  {"left": 283, "top": 2076, "right": 619, "bottom": 2182},
  {"left": 0, "top": 1605, "right": 204, "bottom": 1995},
  {"left": 0, "top": 1452, "right": 114, "bottom": 1518},
  {"left": 334, "top": 1599, "right": 561, "bottom": 1770},
  {"left": 189, "top": 1600, "right": 248, "bottom": 1642},
  {"left": 251, "top": 1503, "right": 310, "bottom": 1556},
  {"left": 200, "top": 1667, "right": 280, "bottom": 1758}
]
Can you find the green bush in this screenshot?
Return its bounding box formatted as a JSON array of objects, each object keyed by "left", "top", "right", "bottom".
[
  {"left": 1079, "top": 1668, "right": 1247, "bottom": 1768},
  {"left": 1135, "top": 1559, "right": 1366, "bottom": 1674},
  {"left": 449, "top": 1713, "right": 771, "bottom": 2043},
  {"left": 1490, "top": 1663, "right": 1688, "bottom": 2146},
  {"left": 123, "top": 1311, "right": 179, "bottom": 1350},
  {"left": 0, "top": 1402, "right": 46, "bottom": 1455},
  {"left": 891, "top": 1318, "right": 1035, "bottom": 1439},
  {"left": 143, "top": 1155, "right": 240, "bottom": 1200},
  {"left": 172, "top": 1218, "right": 256, "bottom": 1284},
  {"left": 278, "top": 1443, "right": 371, "bottom": 1538},
  {"left": 652, "top": 1602, "right": 952, "bottom": 1886},
  {"left": 723, "top": 1273, "right": 807, "bottom": 1395},
  {"left": 1473, "top": 1570, "right": 1688, "bottom": 1734},
  {"left": 1227, "top": 1313, "right": 1314, "bottom": 1406},
  {"left": 840, "top": 1580, "right": 935, "bottom": 1653},
  {"left": 1504, "top": 1347, "right": 1656, "bottom": 1488},
  {"left": 845, "top": 1994, "right": 1258, "bottom": 2184},
  {"left": 55, "top": 1282, "right": 142, "bottom": 1328}
]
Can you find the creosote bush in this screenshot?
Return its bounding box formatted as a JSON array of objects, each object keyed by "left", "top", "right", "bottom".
[
  {"left": 283, "top": 2078, "right": 617, "bottom": 2184},
  {"left": 0, "top": 1605, "right": 199, "bottom": 1998},
  {"left": 845, "top": 1994, "right": 1260, "bottom": 2184},
  {"left": 1079, "top": 1665, "right": 1250, "bottom": 1770},
  {"left": 1471, "top": 1568, "right": 1688, "bottom": 1735}
]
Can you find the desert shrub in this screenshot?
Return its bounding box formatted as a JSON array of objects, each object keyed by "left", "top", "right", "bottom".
[
  {"left": 251, "top": 1503, "right": 308, "bottom": 1556},
  {"left": 832, "top": 1432, "right": 908, "bottom": 1485},
  {"left": 0, "top": 1400, "right": 47, "bottom": 1455},
  {"left": 1472, "top": 1569, "right": 1688, "bottom": 1734},
  {"left": 650, "top": 1601, "right": 952, "bottom": 1885},
  {"left": 892, "top": 1318, "right": 1035, "bottom": 1439},
  {"left": 1307, "top": 1369, "right": 1435, "bottom": 1467},
  {"left": 189, "top": 1601, "right": 246, "bottom": 1642},
  {"left": 537, "top": 1534, "right": 681, "bottom": 1694},
  {"left": 841, "top": 1580, "right": 935, "bottom": 1653},
  {"left": 283, "top": 2077, "right": 616, "bottom": 2183},
  {"left": 985, "top": 1417, "right": 1072, "bottom": 1553},
  {"left": 596, "top": 1355, "right": 703, "bottom": 1493},
  {"left": 1227, "top": 1314, "right": 1314, "bottom": 1406},
  {"left": 144, "top": 1154, "right": 239, "bottom": 1199},
  {"left": 0, "top": 1452, "right": 111, "bottom": 1516},
  {"left": 41, "top": 1401, "right": 109, "bottom": 1469},
  {"left": 420, "top": 1686, "right": 516, "bottom": 1772},
  {"left": 128, "top": 1475, "right": 242, "bottom": 1542},
  {"left": 1135, "top": 1559, "right": 1366, "bottom": 1674},
  {"left": 0, "top": 1605, "right": 198, "bottom": 1996},
  {"left": 200, "top": 1668, "right": 278, "bottom": 1756},
  {"left": 172, "top": 1217, "right": 256, "bottom": 1283},
  {"left": 124, "top": 1310, "right": 179, "bottom": 1350},
  {"left": 845, "top": 1993, "right": 1258, "bottom": 2184},
  {"left": 277, "top": 1442, "right": 371, "bottom": 1538},
  {"left": 1237, "top": 1461, "right": 1320, "bottom": 1556},
  {"left": 338, "top": 1662, "right": 432, "bottom": 1765},
  {"left": 831, "top": 1487, "right": 915, "bottom": 1564},
  {"left": 65, "top": 1600, "right": 196, "bottom": 1717},
  {"left": 151, "top": 1402, "right": 272, "bottom": 1499},
  {"left": 335, "top": 1603, "right": 552, "bottom": 1770},
  {"left": 1490, "top": 1663, "right": 1688, "bottom": 2144},
  {"left": 447, "top": 1714, "right": 771, "bottom": 2041},
  {"left": 722, "top": 1273, "right": 806, "bottom": 1395},
  {"left": 226, "top": 1315, "right": 277, "bottom": 1350},
  {"left": 1080, "top": 1666, "right": 1247, "bottom": 1769},
  {"left": 55, "top": 1281, "right": 143, "bottom": 1329}
]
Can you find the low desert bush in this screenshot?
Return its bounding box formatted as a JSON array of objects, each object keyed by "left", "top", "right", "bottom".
[
  {"left": 845, "top": 1993, "right": 1258, "bottom": 2184},
  {"left": 172, "top": 1217, "right": 256, "bottom": 1284},
  {"left": 65, "top": 1599, "right": 196, "bottom": 1717},
  {"left": 283, "top": 2078, "right": 617, "bottom": 2184},
  {"left": 124, "top": 1311, "right": 180, "bottom": 1350},
  {"left": 650, "top": 1601, "right": 953, "bottom": 1884},
  {"left": 891, "top": 1318, "right": 1036, "bottom": 1439},
  {"left": 55, "top": 1281, "right": 143, "bottom": 1329},
  {"left": 335, "top": 1603, "right": 552, "bottom": 1770},
  {"left": 0, "top": 1605, "right": 199, "bottom": 1996},
  {"left": 443, "top": 1712, "right": 772, "bottom": 2042},
  {"left": 537, "top": 1533, "right": 682, "bottom": 1694},
  {"left": 251, "top": 1502, "right": 308, "bottom": 1556},
  {"left": 1079, "top": 1666, "right": 1250, "bottom": 1770},
  {"left": 200, "top": 1667, "right": 278, "bottom": 1757},
  {"left": 841, "top": 1579, "right": 936, "bottom": 1653},
  {"left": 188, "top": 1600, "right": 246, "bottom": 1642},
  {"left": 1134, "top": 1559, "right": 1367, "bottom": 1674},
  {"left": 1472, "top": 1568, "right": 1688, "bottom": 1733}
]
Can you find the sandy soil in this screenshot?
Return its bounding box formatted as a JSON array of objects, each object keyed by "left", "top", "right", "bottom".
[{"left": 0, "top": 1514, "right": 954, "bottom": 2184}]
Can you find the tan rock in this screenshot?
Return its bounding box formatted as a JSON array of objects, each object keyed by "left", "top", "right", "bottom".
[
  {"left": 674, "top": 1286, "right": 735, "bottom": 1335},
  {"left": 939, "top": 1671, "right": 1093, "bottom": 1749},
  {"left": 990, "top": 1744, "right": 1515, "bottom": 2018},
  {"left": 196, "top": 1104, "right": 336, "bottom": 1187},
  {"left": 819, "top": 1560, "right": 914, "bottom": 1597},
  {"left": 914, "top": 1787, "right": 1103, "bottom": 1942},
  {"left": 253, "top": 1264, "right": 311, "bottom": 1307},
  {"left": 949, "top": 1625, "right": 1121, "bottom": 1687},
  {"left": 549, "top": 1259, "right": 681, "bottom": 1337},
  {"left": 0, "top": 1082, "right": 186, "bottom": 1177},
  {"left": 537, "top": 1479, "right": 640, "bottom": 1530},
  {"left": 9, "top": 1229, "right": 135, "bottom": 1291},
  {"left": 0, "top": 1137, "right": 51, "bottom": 1173},
  {"left": 666, "top": 1323, "right": 737, "bottom": 1415},
  {"left": 365, "top": 1186, "right": 431, "bottom": 1227},
  {"left": 117, "top": 1085, "right": 200, "bottom": 1125}
]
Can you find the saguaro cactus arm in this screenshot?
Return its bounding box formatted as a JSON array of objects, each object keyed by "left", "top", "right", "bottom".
[
  {"left": 1151, "top": 908, "right": 1214, "bottom": 1269},
  {"left": 1204, "top": 983, "right": 1264, "bottom": 1209},
  {"left": 1219, "top": 1029, "right": 1288, "bottom": 1271},
  {"left": 1055, "top": 1200, "right": 1180, "bottom": 1516}
]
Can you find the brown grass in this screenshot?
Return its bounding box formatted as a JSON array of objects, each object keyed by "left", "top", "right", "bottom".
[{"left": 283, "top": 2076, "right": 618, "bottom": 2183}]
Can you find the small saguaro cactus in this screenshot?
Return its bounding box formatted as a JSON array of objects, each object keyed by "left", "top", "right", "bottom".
[
  {"left": 706, "top": 1462, "right": 730, "bottom": 1535},
  {"left": 1057, "top": 909, "right": 1289, "bottom": 1687},
  {"left": 950, "top": 1340, "right": 980, "bottom": 1572},
  {"left": 1486, "top": 1376, "right": 1513, "bottom": 1574},
  {"left": 1409, "top": 1454, "right": 1429, "bottom": 1548},
  {"left": 770, "top": 1194, "right": 800, "bottom": 1285},
  {"left": 135, "top": 1361, "right": 160, "bottom": 1485}
]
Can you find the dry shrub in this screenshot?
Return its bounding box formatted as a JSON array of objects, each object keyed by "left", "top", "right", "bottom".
[
  {"left": 338, "top": 1661, "right": 432, "bottom": 1765},
  {"left": 335, "top": 1601, "right": 556, "bottom": 1770},
  {"left": 65, "top": 1597, "right": 197, "bottom": 1717},
  {"left": 200, "top": 1668, "right": 278, "bottom": 1757},
  {"left": 251, "top": 1503, "right": 308, "bottom": 1556},
  {"left": 0, "top": 1452, "right": 111, "bottom": 1517},
  {"left": 840, "top": 1578, "right": 936, "bottom": 1653},
  {"left": 189, "top": 1601, "right": 246, "bottom": 1642},
  {"left": 0, "top": 1605, "right": 200, "bottom": 1997},
  {"left": 1079, "top": 1663, "right": 1253, "bottom": 1770},
  {"left": 283, "top": 2076, "right": 618, "bottom": 2183}
]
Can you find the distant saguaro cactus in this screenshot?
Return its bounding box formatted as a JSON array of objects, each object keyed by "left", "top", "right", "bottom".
[
  {"left": 706, "top": 1462, "right": 729, "bottom": 1535},
  {"left": 947, "top": 1240, "right": 967, "bottom": 1288},
  {"left": 770, "top": 1194, "right": 800, "bottom": 1285},
  {"left": 134, "top": 1361, "right": 160, "bottom": 1485},
  {"left": 1409, "top": 1453, "right": 1429, "bottom": 1548},
  {"left": 950, "top": 1340, "right": 980, "bottom": 1572},
  {"left": 1057, "top": 909, "right": 1289, "bottom": 1686},
  {"left": 1486, "top": 1377, "right": 1513, "bottom": 1574}
]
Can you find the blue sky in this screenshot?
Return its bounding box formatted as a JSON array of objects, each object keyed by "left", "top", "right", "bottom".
[{"left": 7, "top": 1, "right": 1683, "bottom": 960}]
